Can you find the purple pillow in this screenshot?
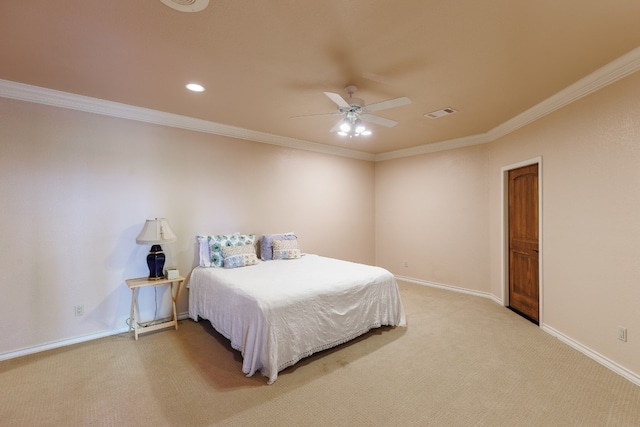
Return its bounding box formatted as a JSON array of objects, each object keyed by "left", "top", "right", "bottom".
[{"left": 260, "top": 233, "right": 296, "bottom": 260}]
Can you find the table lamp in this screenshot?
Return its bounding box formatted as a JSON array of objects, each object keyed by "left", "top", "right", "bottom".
[{"left": 135, "top": 218, "right": 177, "bottom": 280}]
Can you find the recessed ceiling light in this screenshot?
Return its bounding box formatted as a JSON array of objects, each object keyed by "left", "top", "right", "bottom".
[
  {"left": 186, "top": 83, "right": 205, "bottom": 92},
  {"left": 160, "top": 0, "right": 209, "bottom": 13}
]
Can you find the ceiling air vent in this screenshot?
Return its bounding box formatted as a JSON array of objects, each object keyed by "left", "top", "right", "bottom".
[
  {"left": 160, "top": 0, "right": 209, "bottom": 12},
  {"left": 425, "top": 107, "right": 457, "bottom": 119}
]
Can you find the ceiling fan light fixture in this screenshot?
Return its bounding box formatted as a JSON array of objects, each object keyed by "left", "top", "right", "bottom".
[{"left": 318, "top": 85, "right": 407, "bottom": 139}]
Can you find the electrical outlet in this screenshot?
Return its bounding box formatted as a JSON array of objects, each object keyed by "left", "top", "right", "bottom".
[
  {"left": 404, "top": 260, "right": 408, "bottom": 267},
  {"left": 74, "top": 304, "right": 84, "bottom": 317},
  {"left": 617, "top": 326, "right": 627, "bottom": 342}
]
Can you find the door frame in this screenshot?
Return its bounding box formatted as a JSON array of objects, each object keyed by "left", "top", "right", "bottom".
[{"left": 501, "top": 156, "right": 543, "bottom": 326}]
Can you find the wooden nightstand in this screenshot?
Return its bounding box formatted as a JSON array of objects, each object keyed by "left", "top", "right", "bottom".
[{"left": 126, "top": 276, "right": 185, "bottom": 340}]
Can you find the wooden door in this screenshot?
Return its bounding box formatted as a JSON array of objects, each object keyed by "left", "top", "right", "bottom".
[{"left": 508, "top": 164, "right": 539, "bottom": 324}]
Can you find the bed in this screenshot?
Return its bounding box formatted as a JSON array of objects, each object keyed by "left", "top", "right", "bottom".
[{"left": 188, "top": 253, "right": 406, "bottom": 384}]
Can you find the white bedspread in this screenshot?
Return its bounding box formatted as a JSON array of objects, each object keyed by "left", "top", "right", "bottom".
[{"left": 188, "top": 254, "right": 406, "bottom": 384}]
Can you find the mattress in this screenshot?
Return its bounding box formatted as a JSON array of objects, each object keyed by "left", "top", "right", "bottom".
[{"left": 188, "top": 254, "right": 406, "bottom": 384}]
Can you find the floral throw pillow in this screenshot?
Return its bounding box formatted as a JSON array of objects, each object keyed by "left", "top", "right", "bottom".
[
  {"left": 222, "top": 244, "right": 258, "bottom": 269},
  {"left": 272, "top": 238, "right": 301, "bottom": 260},
  {"left": 260, "top": 233, "right": 296, "bottom": 260},
  {"left": 197, "top": 233, "right": 256, "bottom": 267}
]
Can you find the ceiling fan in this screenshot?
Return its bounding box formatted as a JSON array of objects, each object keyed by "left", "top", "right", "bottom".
[{"left": 321, "top": 85, "right": 411, "bottom": 138}]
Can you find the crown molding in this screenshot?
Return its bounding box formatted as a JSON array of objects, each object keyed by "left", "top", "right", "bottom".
[
  {"left": 487, "top": 45, "right": 640, "bottom": 141},
  {"left": 375, "top": 45, "right": 640, "bottom": 162},
  {"left": 0, "top": 79, "right": 375, "bottom": 162},
  {"left": 374, "top": 133, "right": 492, "bottom": 162},
  {"left": 2, "top": 45, "right": 639, "bottom": 163}
]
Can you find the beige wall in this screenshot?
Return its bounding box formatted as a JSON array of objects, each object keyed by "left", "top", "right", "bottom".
[
  {"left": 488, "top": 70, "right": 640, "bottom": 375},
  {"left": 376, "top": 71, "right": 640, "bottom": 378},
  {"left": 0, "top": 97, "right": 375, "bottom": 355},
  {"left": 375, "top": 145, "right": 491, "bottom": 293}
]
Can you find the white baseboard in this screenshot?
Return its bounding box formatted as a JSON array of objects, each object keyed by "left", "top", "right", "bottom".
[
  {"left": 541, "top": 324, "right": 640, "bottom": 387},
  {"left": 0, "top": 312, "right": 190, "bottom": 362},
  {"left": 396, "top": 275, "right": 640, "bottom": 387},
  {"left": 395, "top": 275, "right": 502, "bottom": 305}
]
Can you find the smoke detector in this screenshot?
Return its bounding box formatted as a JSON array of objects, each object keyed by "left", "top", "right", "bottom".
[
  {"left": 160, "top": 0, "right": 209, "bottom": 12},
  {"left": 425, "top": 107, "right": 457, "bottom": 119}
]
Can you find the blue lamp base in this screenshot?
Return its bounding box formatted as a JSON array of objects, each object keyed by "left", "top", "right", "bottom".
[{"left": 146, "top": 244, "right": 166, "bottom": 280}]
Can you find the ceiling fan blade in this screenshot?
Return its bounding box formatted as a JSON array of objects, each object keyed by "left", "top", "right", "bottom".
[
  {"left": 329, "top": 118, "right": 344, "bottom": 133},
  {"left": 362, "top": 72, "right": 398, "bottom": 86},
  {"left": 364, "top": 96, "right": 411, "bottom": 112},
  {"left": 290, "top": 111, "right": 340, "bottom": 119},
  {"left": 361, "top": 113, "right": 398, "bottom": 128},
  {"left": 324, "top": 91, "right": 351, "bottom": 108}
]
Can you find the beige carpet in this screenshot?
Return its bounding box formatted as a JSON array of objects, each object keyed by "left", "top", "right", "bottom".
[{"left": 2, "top": 281, "right": 639, "bottom": 426}]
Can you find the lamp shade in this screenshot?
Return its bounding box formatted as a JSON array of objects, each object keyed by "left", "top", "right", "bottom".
[
  {"left": 339, "top": 118, "right": 351, "bottom": 132},
  {"left": 136, "top": 218, "right": 177, "bottom": 245}
]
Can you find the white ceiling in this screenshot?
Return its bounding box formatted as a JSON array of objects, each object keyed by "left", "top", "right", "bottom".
[{"left": 2, "top": 1, "right": 640, "bottom": 156}]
